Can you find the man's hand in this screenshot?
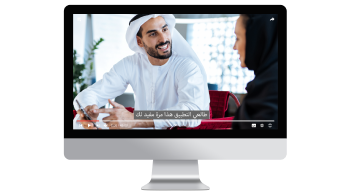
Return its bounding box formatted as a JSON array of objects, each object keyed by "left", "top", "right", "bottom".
[
  {"left": 93, "top": 99, "right": 135, "bottom": 129},
  {"left": 77, "top": 104, "right": 100, "bottom": 129}
]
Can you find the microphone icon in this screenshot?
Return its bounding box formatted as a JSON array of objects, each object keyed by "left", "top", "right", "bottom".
[
  {"left": 17, "top": 7, "right": 38, "bottom": 33},
  {"left": 270, "top": 17, "right": 275, "bottom": 21}
]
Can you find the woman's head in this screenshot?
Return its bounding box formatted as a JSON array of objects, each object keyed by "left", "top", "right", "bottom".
[
  {"left": 233, "top": 14, "right": 249, "bottom": 68},
  {"left": 233, "top": 14, "right": 278, "bottom": 74}
]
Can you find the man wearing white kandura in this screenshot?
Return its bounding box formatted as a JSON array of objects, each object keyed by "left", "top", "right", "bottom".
[{"left": 73, "top": 14, "right": 210, "bottom": 130}]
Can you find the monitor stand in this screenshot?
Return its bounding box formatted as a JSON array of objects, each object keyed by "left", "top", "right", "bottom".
[{"left": 142, "top": 160, "right": 209, "bottom": 190}]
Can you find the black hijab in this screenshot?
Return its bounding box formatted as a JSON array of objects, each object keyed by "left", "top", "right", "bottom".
[{"left": 232, "top": 14, "right": 278, "bottom": 130}]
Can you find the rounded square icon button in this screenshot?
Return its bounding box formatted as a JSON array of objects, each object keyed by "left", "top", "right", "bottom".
[{"left": 307, "top": 94, "right": 327, "bottom": 117}]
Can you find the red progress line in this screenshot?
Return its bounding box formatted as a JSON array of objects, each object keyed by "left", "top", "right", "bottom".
[{"left": 77, "top": 120, "right": 99, "bottom": 122}]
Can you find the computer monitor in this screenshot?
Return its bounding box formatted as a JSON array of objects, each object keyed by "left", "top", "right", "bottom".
[{"left": 63, "top": 5, "right": 287, "bottom": 190}]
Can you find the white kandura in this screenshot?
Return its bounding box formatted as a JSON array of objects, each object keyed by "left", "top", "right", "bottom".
[{"left": 73, "top": 14, "right": 210, "bottom": 129}]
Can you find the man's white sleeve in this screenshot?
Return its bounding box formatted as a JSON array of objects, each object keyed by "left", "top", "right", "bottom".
[
  {"left": 73, "top": 59, "right": 130, "bottom": 112},
  {"left": 153, "top": 60, "right": 209, "bottom": 129}
]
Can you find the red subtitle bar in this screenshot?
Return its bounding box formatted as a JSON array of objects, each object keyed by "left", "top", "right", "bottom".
[{"left": 77, "top": 120, "right": 99, "bottom": 122}]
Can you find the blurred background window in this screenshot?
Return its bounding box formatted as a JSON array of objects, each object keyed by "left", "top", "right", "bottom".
[
  {"left": 73, "top": 14, "right": 87, "bottom": 92},
  {"left": 179, "top": 16, "right": 255, "bottom": 94},
  {"left": 92, "top": 14, "right": 135, "bottom": 93}
]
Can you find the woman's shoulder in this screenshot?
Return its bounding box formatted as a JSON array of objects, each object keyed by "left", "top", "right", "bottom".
[{"left": 255, "top": 63, "right": 278, "bottom": 83}]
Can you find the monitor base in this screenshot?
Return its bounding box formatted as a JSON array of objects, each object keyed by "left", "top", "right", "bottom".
[
  {"left": 142, "top": 160, "right": 209, "bottom": 190},
  {"left": 142, "top": 180, "right": 209, "bottom": 190}
]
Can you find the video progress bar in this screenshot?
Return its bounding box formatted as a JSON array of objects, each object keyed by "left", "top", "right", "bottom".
[
  {"left": 77, "top": 120, "right": 99, "bottom": 122},
  {"left": 76, "top": 120, "right": 275, "bottom": 122},
  {"left": 201, "top": 120, "right": 275, "bottom": 122}
]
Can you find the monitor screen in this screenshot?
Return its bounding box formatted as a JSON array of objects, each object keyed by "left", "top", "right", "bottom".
[{"left": 65, "top": 5, "right": 286, "bottom": 139}]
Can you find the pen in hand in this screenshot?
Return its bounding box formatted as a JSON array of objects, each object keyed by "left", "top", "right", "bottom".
[{"left": 76, "top": 100, "right": 101, "bottom": 130}]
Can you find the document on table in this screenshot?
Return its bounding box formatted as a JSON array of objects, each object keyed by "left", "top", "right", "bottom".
[{"left": 73, "top": 113, "right": 154, "bottom": 129}]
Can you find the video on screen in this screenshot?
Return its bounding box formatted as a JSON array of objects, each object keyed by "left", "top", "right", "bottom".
[{"left": 72, "top": 14, "right": 278, "bottom": 130}]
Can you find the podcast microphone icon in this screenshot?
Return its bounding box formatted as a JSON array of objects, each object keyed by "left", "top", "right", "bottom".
[
  {"left": 17, "top": 7, "right": 38, "bottom": 33},
  {"left": 270, "top": 17, "right": 274, "bottom": 21}
]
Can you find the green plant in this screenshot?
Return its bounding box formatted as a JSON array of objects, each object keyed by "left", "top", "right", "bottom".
[{"left": 73, "top": 38, "right": 104, "bottom": 110}]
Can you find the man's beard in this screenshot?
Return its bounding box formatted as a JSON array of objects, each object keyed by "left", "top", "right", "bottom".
[{"left": 143, "top": 41, "right": 172, "bottom": 59}]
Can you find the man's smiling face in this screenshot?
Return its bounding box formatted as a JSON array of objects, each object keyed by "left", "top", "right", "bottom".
[{"left": 136, "top": 16, "right": 172, "bottom": 59}]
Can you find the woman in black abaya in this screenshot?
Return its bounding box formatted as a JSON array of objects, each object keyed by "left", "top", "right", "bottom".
[{"left": 232, "top": 14, "right": 278, "bottom": 129}]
